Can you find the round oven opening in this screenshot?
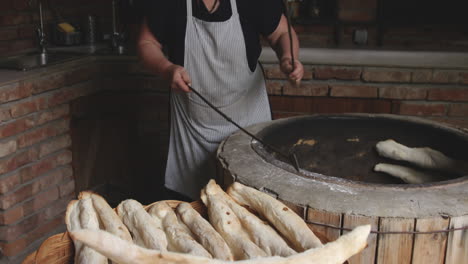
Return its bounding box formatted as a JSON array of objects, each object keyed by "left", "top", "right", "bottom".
[{"left": 251, "top": 114, "right": 468, "bottom": 187}]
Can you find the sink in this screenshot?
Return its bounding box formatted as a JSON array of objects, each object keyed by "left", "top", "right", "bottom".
[{"left": 0, "top": 52, "right": 84, "bottom": 71}]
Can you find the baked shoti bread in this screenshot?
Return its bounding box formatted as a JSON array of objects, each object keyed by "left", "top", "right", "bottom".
[
  {"left": 201, "top": 184, "right": 267, "bottom": 260},
  {"left": 205, "top": 180, "right": 296, "bottom": 257},
  {"left": 176, "top": 202, "right": 234, "bottom": 261},
  {"left": 227, "top": 182, "right": 323, "bottom": 252},
  {"left": 65, "top": 198, "right": 107, "bottom": 264},
  {"left": 147, "top": 201, "right": 212, "bottom": 258},
  {"left": 70, "top": 224, "right": 371, "bottom": 264},
  {"left": 116, "top": 199, "right": 168, "bottom": 251},
  {"left": 79, "top": 191, "right": 132, "bottom": 242}
]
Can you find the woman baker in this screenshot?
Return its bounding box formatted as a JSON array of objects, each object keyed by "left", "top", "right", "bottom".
[{"left": 138, "top": 0, "right": 303, "bottom": 200}]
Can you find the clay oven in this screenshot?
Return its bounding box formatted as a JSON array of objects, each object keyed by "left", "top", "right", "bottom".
[{"left": 217, "top": 114, "right": 468, "bottom": 264}]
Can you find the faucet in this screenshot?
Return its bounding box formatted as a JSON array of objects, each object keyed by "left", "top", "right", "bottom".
[{"left": 36, "top": 1, "right": 47, "bottom": 55}]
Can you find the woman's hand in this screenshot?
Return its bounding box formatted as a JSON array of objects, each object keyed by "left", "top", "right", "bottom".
[
  {"left": 164, "top": 65, "right": 192, "bottom": 93},
  {"left": 280, "top": 57, "right": 304, "bottom": 85}
]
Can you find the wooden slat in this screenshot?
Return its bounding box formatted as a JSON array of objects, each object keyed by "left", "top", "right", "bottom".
[
  {"left": 445, "top": 215, "right": 468, "bottom": 264},
  {"left": 307, "top": 208, "right": 342, "bottom": 241},
  {"left": 377, "top": 217, "right": 414, "bottom": 264},
  {"left": 279, "top": 199, "right": 305, "bottom": 217},
  {"left": 411, "top": 216, "right": 449, "bottom": 264},
  {"left": 343, "top": 214, "right": 379, "bottom": 264}
]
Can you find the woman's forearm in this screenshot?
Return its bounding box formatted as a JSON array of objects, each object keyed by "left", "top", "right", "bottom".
[
  {"left": 137, "top": 19, "right": 174, "bottom": 79},
  {"left": 267, "top": 15, "right": 300, "bottom": 63}
]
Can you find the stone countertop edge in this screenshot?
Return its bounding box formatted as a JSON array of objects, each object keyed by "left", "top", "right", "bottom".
[{"left": 216, "top": 114, "right": 468, "bottom": 219}]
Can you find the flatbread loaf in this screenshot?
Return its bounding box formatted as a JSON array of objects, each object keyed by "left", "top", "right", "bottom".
[
  {"left": 376, "top": 139, "right": 468, "bottom": 174},
  {"left": 70, "top": 224, "right": 371, "bottom": 264},
  {"left": 176, "top": 202, "right": 234, "bottom": 261},
  {"left": 227, "top": 182, "right": 323, "bottom": 252},
  {"left": 116, "top": 199, "right": 168, "bottom": 251},
  {"left": 374, "top": 163, "right": 442, "bottom": 184},
  {"left": 206, "top": 180, "right": 296, "bottom": 257},
  {"left": 65, "top": 198, "right": 107, "bottom": 264},
  {"left": 147, "top": 201, "right": 212, "bottom": 258},
  {"left": 79, "top": 191, "right": 132, "bottom": 242},
  {"left": 201, "top": 184, "right": 267, "bottom": 260}
]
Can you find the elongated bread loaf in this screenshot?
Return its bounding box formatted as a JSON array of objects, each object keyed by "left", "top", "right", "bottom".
[
  {"left": 227, "top": 182, "right": 323, "bottom": 252},
  {"left": 376, "top": 139, "right": 468, "bottom": 174},
  {"left": 201, "top": 183, "right": 267, "bottom": 260},
  {"left": 206, "top": 180, "right": 296, "bottom": 257},
  {"left": 79, "top": 191, "right": 132, "bottom": 242},
  {"left": 374, "top": 163, "right": 442, "bottom": 184},
  {"left": 70, "top": 224, "right": 371, "bottom": 264},
  {"left": 147, "top": 201, "right": 212, "bottom": 258},
  {"left": 116, "top": 199, "right": 168, "bottom": 251},
  {"left": 176, "top": 202, "right": 234, "bottom": 261},
  {"left": 65, "top": 198, "right": 107, "bottom": 264}
]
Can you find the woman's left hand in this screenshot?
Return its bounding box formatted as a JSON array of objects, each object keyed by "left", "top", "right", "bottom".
[{"left": 280, "top": 57, "right": 304, "bottom": 85}]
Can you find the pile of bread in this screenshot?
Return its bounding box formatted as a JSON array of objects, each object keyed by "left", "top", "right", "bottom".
[{"left": 66, "top": 180, "right": 370, "bottom": 264}]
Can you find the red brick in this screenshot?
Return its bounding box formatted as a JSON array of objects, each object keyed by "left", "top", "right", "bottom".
[
  {"left": 0, "top": 211, "right": 41, "bottom": 241},
  {"left": 17, "top": 119, "right": 70, "bottom": 148},
  {"left": 25, "top": 150, "right": 73, "bottom": 182},
  {"left": 412, "top": 70, "right": 433, "bottom": 83},
  {"left": 9, "top": 97, "right": 47, "bottom": 118},
  {"left": 448, "top": 104, "right": 468, "bottom": 117},
  {"left": 264, "top": 66, "right": 287, "bottom": 79},
  {"left": 269, "top": 96, "right": 391, "bottom": 114},
  {"left": 272, "top": 112, "right": 301, "bottom": 119},
  {"left": 0, "top": 116, "right": 35, "bottom": 138},
  {"left": 65, "top": 66, "right": 98, "bottom": 86},
  {"left": 0, "top": 108, "right": 12, "bottom": 123},
  {"left": 26, "top": 73, "right": 67, "bottom": 95},
  {"left": 36, "top": 104, "right": 69, "bottom": 125},
  {"left": 0, "top": 184, "right": 33, "bottom": 210},
  {"left": 432, "top": 70, "right": 460, "bottom": 84},
  {"left": 0, "top": 14, "right": 31, "bottom": 25},
  {"left": 0, "top": 172, "right": 21, "bottom": 194},
  {"left": 38, "top": 134, "right": 71, "bottom": 158},
  {"left": 0, "top": 140, "right": 17, "bottom": 158},
  {"left": 379, "top": 86, "right": 427, "bottom": 100},
  {"left": 314, "top": 67, "right": 362, "bottom": 80},
  {"left": 0, "top": 82, "right": 32, "bottom": 104},
  {"left": 427, "top": 89, "right": 468, "bottom": 102},
  {"left": 0, "top": 148, "right": 38, "bottom": 176},
  {"left": 284, "top": 82, "right": 329, "bottom": 96},
  {"left": 23, "top": 187, "right": 59, "bottom": 216},
  {"left": 0, "top": 205, "right": 23, "bottom": 225},
  {"left": 58, "top": 180, "right": 75, "bottom": 197},
  {"left": 461, "top": 72, "right": 468, "bottom": 85},
  {"left": 394, "top": 102, "right": 448, "bottom": 116},
  {"left": 330, "top": 84, "right": 378, "bottom": 98},
  {"left": 266, "top": 81, "right": 282, "bottom": 95},
  {"left": 43, "top": 194, "right": 72, "bottom": 220},
  {"left": 47, "top": 83, "right": 97, "bottom": 107},
  {"left": 362, "top": 69, "right": 412, "bottom": 83},
  {"left": 0, "top": 28, "right": 18, "bottom": 41}
]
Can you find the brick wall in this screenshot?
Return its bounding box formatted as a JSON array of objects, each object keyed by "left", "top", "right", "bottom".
[
  {"left": 0, "top": 57, "right": 170, "bottom": 263},
  {"left": 263, "top": 63, "right": 468, "bottom": 130},
  {"left": 0, "top": 0, "right": 112, "bottom": 56}
]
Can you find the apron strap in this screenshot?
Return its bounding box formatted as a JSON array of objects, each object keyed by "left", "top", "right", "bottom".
[
  {"left": 187, "top": 0, "right": 193, "bottom": 18},
  {"left": 230, "top": 0, "right": 238, "bottom": 15}
]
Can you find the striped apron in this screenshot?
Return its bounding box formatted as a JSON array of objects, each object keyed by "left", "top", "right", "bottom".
[{"left": 164, "top": 0, "right": 271, "bottom": 199}]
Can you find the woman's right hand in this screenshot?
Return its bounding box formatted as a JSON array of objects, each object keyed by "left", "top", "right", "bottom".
[{"left": 164, "top": 65, "right": 192, "bottom": 93}]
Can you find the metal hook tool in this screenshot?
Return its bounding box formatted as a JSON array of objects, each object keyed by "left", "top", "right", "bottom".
[{"left": 188, "top": 85, "right": 300, "bottom": 172}]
